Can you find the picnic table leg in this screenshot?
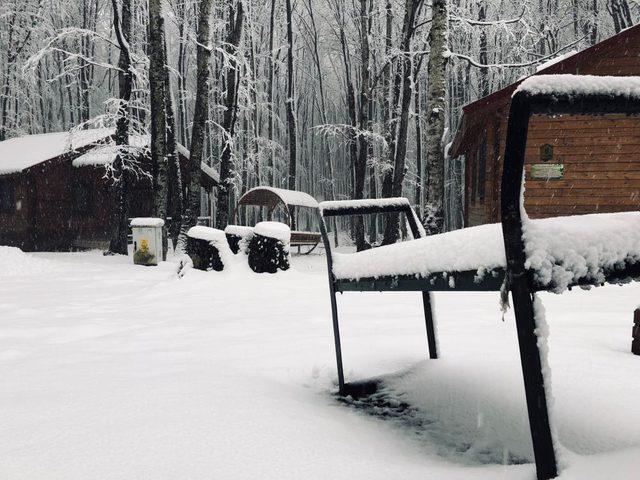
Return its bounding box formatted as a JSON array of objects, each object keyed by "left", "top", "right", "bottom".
[
  {"left": 511, "top": 283, "right": 557, "bottom": 480},
  {"left": 422, "top": 292, "right": 438, "bottom": 359}
]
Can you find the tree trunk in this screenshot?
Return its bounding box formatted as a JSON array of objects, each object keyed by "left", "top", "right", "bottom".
[
  {"left": 215, "top": 2, "right": 245, "bottom": 229},
  {"left": 164, "top": 27, "right": 183, "bottom": 250},
  {"left": 149, "top": 0, "right": 169, "bottom": 259},
  {"left": 306, "top": 0, "right": 338, "bottom": 246},
  {"left": 108, "top": 0, "right": 133, "bottom": 255},
  {"left": 353, "top": 0, "right": 371, "bottom": 250},
  {"left": 178, "top": 0, "right": 214, "bottom": 249},
  {"left": 382, "top": 0, "right": 423, "bottom": 245},
  {"left": 285, "top": 0, "right": 297, "bottom": 196},
  {"left": 380, "top": 0, "right": 394, "bottom": 199},
  {"left": 414, "top": 73, "right": 423, "bottom": 215},
  {"left": 423, "top": 0, "right": 448, "bottom": 235}
]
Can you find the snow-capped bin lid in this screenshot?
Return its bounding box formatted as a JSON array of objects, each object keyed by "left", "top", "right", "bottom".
[
  {"left": 254, "top": 221, "right": 291, "bottom": 243},
  {"left": 187, "top": 226, "right": 227, "bottom": 243},
  {"left": 130, "top": 217, "right": 165, "bottom": 228},
  {"left": 224, "top": 225, "right": 255, "bottom": 237}
]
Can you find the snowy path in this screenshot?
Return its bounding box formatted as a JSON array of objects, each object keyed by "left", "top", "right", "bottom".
[{"left": 1, "top": 249, "right": 639, "bottom": 479}]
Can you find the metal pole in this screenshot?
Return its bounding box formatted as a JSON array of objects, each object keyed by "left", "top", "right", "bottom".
[{"left": 422, "top": 292, "right": 438, "bottom": 359}]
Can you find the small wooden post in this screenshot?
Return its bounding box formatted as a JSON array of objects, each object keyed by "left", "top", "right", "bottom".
[
  {"left": 633, "top": 309, "right": 640, "bottom": 356},
  {"left": 422, "top": 292, "right": 438, "bottom": 359}
]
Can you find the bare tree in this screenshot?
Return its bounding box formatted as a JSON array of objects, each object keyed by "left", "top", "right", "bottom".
[
  {"left": 179, "top": 0, "right": 214, "bottom": 249},
  {"left": 148, "top": 0, "right": 169, "bottom": 257},
  {"left": 285, "top": 0, "right": 297, "bottom": 195},
  {"left": 423, "top": 0, "right": 448, "bottom": 235},
  {"left": 215, "top": 1, "right": 245, "bottom": 229},
  {"left": 108, "top": 0, "right": 133, "bottom": 255}
]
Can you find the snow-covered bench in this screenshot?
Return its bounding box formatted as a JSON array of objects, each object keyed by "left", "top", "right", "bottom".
[{"left": 318, "top": 75, "right": 640, "bottom": 480}]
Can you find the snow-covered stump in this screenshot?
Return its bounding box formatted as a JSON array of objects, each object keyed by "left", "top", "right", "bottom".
[
  {"left": 224, "top": 225, "right": 254, "bottom": 255},
  {"left": 186, "top": 226, "right": 230, "bottom": 272},
  {"left": 248, "top": 222, "right": 291, "bottom": 274}
]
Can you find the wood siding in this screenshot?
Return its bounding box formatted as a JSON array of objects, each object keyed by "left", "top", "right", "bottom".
[{"left": 459, "top": 26, "right": 640, "bottom": 227}]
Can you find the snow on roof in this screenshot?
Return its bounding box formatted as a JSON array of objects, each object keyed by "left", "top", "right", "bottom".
[
  {"left": 0, "top": 129, "right": 112, "bottom": 175},
  {"left": 72, "top": 134, "right": 149, "bottom": 167},
  {"left": 254, "top": 221, "right": 291, "bottom": 243},
  {"left": 332, "top": 211, "right": 640, "bottom": 293},
  {"left": 200, "top": 162, "right": 220, "bottom": 184},
  {"left": 242, "top": 186, "right": 319, "bottom": 208},
  {"left": 515, "top": 75, "right": 640, "bottom": 98}
]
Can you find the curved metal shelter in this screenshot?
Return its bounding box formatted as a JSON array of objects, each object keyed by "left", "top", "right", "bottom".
[{"left": 233, "top": 187, "right": 321, "bottom": 253}]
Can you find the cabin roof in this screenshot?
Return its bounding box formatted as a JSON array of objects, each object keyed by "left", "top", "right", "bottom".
[
  {"left": 0, "top": 129, "right": 113, "bottom": 175},
  {"left": 0, "top": 129, "right": 219, "bottom": 186},
  {"left": 449, "top": 24, "right": 640, "bottom": 158}
]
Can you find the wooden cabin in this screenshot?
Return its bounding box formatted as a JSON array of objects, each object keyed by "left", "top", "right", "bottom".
[
  {"left": 450, "top": 25, "right": 640, "bottom": 227},
  {"left": 0, "top": 130, "right": 219, "bottom": 251}
]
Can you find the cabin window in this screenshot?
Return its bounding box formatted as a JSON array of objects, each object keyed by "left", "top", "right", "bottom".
[
  {"left": 0, "top": 179, "right": 14, "bottom": 213},
  {"left": 72, "top": 178, "right": 92, "bottom": 215}
]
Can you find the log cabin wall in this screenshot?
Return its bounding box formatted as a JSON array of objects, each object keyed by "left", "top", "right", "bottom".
[
  {"left": 455, "top": 24, "right": 640, "bottom": 227},
  {"left": 26, "top": 156, "right": 117, "bottom": 250},
  {"left": 524, "top": 114, "right": 640, "bottom": 218},
  {"left": 0, "top": 174, "right": 31, "bottom": 249}
]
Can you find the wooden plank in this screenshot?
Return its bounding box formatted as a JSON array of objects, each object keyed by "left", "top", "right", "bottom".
[
  {"left": 526, "top": 163, "right": 640, "bottom": 172},
  {"left": 528, "top": 117, "right": 640, "bottom": 131},
  {"left": 571, "top": 163, "right": 640, "bottom": 172},
  {"left": 591, "top": 57, "right": 640, "bottom": 66},
  {"left": 526, "top": 196, "right": 640, "bottom": 206},
  {"left": 525, "top": 144, "right": 640, "bottom": 155},
  {"left": 528, "top": 128, "right": 640, "bottom": 140},
  {"left": 552, "top": 171, "right": 640, "bottom": 180},
  {"left": 525, "top": 154, "right": 640, "bottom": 164},
  {"left": 526, "top": 136, "right": 640, "bottom": 146},
  {"left": 526, "top": 179, "right": 640, "bottom": 189},
  {"left": 526, "top": 204, "right": 638, "bottom": 215},
  {"left": 525, "top": 187, "right": 640, "bottom": 197}
]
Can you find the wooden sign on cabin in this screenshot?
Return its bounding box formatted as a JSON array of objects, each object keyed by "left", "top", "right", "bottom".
[{"left": 531, "top": 164, "right": 564, "bottom": 180}]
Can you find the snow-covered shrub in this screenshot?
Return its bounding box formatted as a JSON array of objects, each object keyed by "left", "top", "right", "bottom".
[
  {"left": 186, "top": 226, "right": 231, "bottom": 272},
  {"left": 224, "top": 225, "right": 254, "bottom": 255},
  {"left": 247, "top": 222, "right": 290, "bottom": 274}
]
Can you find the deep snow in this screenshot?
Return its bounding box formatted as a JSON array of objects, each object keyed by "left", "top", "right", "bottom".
[{"left": 1, "top": 247, "right": 639, "bottom": 479}]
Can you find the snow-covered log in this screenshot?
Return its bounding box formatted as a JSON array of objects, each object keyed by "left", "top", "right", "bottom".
[
  {"left": 248, "top": 222, "right": 291, "bottom": 274},
  {"left": 224, "top": 225, "right": 254, "bottom": 255},
  {"left": 186, "top": 226, "right": 231, "bottom": 272}
]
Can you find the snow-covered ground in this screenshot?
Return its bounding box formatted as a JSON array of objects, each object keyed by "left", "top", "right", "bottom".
[{"left": 1, "top": 247, "right": 639, "bottom": 479}]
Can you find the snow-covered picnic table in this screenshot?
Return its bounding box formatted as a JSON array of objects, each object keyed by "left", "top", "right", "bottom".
[
  {"left": 319, "top": 75, "right": 640, "bottom": 480},
  {"left": 332, "top": 211, "right": 640, "bottom": 293}
]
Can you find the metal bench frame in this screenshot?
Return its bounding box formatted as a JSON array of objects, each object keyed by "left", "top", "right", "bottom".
[{"left": 318, "top": 86, "right": 640, "bottom": 480}]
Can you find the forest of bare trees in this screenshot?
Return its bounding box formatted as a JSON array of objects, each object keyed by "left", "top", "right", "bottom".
[{"left": 1, "top": 0, "right": 638, "bottom": 248}]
